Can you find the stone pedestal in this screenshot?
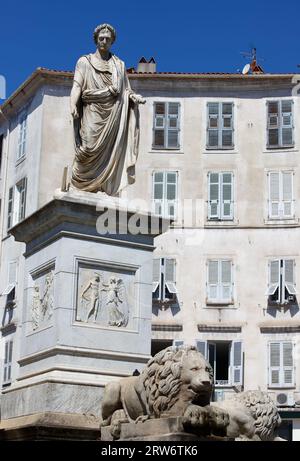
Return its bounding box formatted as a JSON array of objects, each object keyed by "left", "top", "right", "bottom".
[
  {"left": 0, "top": 190, "right": 168, "bottom": 440},
  {"left": 101, "top": 417, "right": 230, "bottom": 441}
]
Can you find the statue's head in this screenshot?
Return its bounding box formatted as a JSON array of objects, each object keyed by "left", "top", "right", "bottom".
[{"left": 94, "top": 23, "right": 116, "bottom": 52}]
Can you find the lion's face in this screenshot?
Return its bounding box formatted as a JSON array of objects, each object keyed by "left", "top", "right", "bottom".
[{"left": 180, "top": 350, "right": 213, "bottom": 406}]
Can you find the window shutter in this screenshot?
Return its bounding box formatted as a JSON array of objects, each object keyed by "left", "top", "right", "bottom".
[
  {"left": 165, "top": 258, "right": 177, "bottom": 295},
  {"left": 165, "top": 172, "right": 177, "bottom": 219},
  {"left": 208, "top": 260, "right": 219, "bottom": 300},
  {"left": 207, "top": 103, "right": 219, "bottom": 148},
  {"left": 153, "top": 103, "right": 165, "bottom": 148},
  {"left": 167, "top": 102, "right": 180, "bottom": 149},
  {"left": 282, "top": 172, "right": 293, "bottom": 217},
  {"left": 196, "top": 340, "right": 207, "bottom": 358},
  {"left": 269, "top": 342, "right": 281, "bottom": 386},
  {"left": 173, "top": 340, "right": 184, "bottom": 348},
  {"left": 152, "top": 259, "right": 161, "bottom": 293},
  {"left": 208, "top": 173, "right": 220, "bottom": 219},
  {"left": 269, "top": 172, "right": 280, "bottom": 218},
  {"left": 284, "top": 259, "right": 296, "bottom": 296},
  {"left": 221, "top": 103, "right": 234, "bottom": 148},
  {"left": 7, "top": 186, "right": 14, "bottom": 229},
  {"left": 8, "top": 261, "right": 17, "bottom": 285},
  {"left": 282, "top": 342, "right": 294, "bottom": 386},
  {"left": 268, "top": 260, "right": 280, "bottom": 296},
  {"left": 231, "top": 341, "right": 243, "bottom": 385},
  {"left": 221, "top": 173, "right": 233, "bottom": 219},
  {"left": 18, "top": 112, "right": 27, "bottom": 159},
  {"left": 281, "top": 100, "right": 293, "bottom": 147},
  {"left": 153, "top": 172, "right": 164, "bottom": 216},
  {"left": 19, "top": 177, "right": 27, "bottom": 221},
  {"left": 267, "top": 101, "right": 279, "bottom": 147},
  {"left": 3, "top": 340, "right": 13, "bottom": 384},
  {"left": 221, "top": 260, "right": 232, "bottom": 301}
]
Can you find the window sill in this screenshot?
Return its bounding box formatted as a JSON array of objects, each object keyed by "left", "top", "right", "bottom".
[
  {"left": 205, "top": 301, "right": 235, "bottom": 308},
  {"left": 263, "top": 148, "right": 298, "bottom": 153},
  {"left": 264, "top": 218, "right": 299, "bottom": 226},
  {"left": 205, "top": 220, "right": 238, "bottom": 228},
  {"left": 203, "top": 149, "right": 237, "bottom": 154},
  {"left": 149, "top": 149, "right": 184, "bottom": 154},
  {"left": 268, "top": 386, "right": 296, "bottom": 390},
  {"left": 15, "top": 155, "right": 26, "bottom": 166}
]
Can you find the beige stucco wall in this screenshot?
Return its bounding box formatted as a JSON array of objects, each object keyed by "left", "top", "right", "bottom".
[{"left": 0, "top": 73, "right": 299, "bottom": 407}]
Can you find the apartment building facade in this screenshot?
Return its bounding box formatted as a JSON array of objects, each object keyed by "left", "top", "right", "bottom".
[{"left": 0, "top": 66, "right": 299, "bottom": 440}]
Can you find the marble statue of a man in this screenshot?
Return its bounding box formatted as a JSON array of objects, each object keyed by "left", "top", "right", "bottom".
[{"left": 70, "top": 23, "right": 145, "bottom": 195}]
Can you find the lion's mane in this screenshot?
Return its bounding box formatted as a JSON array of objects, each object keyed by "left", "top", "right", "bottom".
[
  {"left": 139, "top": 345, "right": 213, "bottom": 417},
  {"left": 234, "top": 390, "right": 281, "bottom": 440}
]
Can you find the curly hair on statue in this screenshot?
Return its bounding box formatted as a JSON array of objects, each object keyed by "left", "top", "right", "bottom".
[
  {"left": 93, "top": 23, "right": 116, "bottom": 45},
  {"left": 233, "top": 390, "right": 281, "bottom": 441}
]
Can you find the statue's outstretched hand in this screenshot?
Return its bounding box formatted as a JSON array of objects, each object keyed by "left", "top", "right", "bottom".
[{"left": 130, "top": 93, "right": 146, "bottom": 105}]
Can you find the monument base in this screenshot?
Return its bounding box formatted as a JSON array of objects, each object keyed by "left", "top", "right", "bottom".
[
  {"left": 0, "top": 412, "right": 100, "bottom": 441},
  {"left": 100, "top": 417, "right": 231, "bottom": 441}
]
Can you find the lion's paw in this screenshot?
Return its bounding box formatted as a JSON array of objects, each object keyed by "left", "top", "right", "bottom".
[{"left": 182, "top": 404, "right": 210, "bottom": 430}]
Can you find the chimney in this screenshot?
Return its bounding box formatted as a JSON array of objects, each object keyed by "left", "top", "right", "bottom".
[{"left": 137, "top": 57, "right": 156, "bottom": 73}]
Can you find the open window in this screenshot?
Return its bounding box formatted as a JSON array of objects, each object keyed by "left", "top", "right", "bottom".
[
  {"left": 196, "top": 340, "right": 243, "bottom": 387},
  {"left": 267, "top": 259, "right": 297, "bottom": 306},
  {"left": 153, "top": 258, "right": 177, "bottom": 306}
]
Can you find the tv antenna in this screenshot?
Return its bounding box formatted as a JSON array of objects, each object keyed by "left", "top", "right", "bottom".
[{"left": 240, "top": 47, "right": 265, "bottom": 74}]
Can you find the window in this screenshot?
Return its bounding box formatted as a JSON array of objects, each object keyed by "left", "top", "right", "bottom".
[
  {"left": 153, "top": 258, "right": 177, "bottom": 302},
  {"left": 153, "top": 102, "right": 180, "bottom": 149},
  {"left": 268, "top": 171, "right": 294, "bottom": 219},
  {"left": 153, "top": 171, "right": 178, "bottom": 219},
  {"left": 7, "top": 177, "right": 27, "bottom": 229},
  {"left": 267, "top": 100, "right": 294, "bottom": 148},
  {"left": 3, "top": 340, "right": 13, "bottom": 386},
  {"left": 269, "top": 342, "right": 294, "bottom": 388},
  {"left": 267, "top": 259, "right": 296, "bottom": 305},
  {"left": 207, "top": 260, "right": 233, "bottom": 304},
  {"left": 207, "top": 102, "right": 234, "bottom": 149},
  {"left": 208, "top": 172, "right": 234, "bottom": 220},
  {"left": 17, "top": 111, "right": 27, "bottom": 160},
  {"left": 196, "top": 340, "right": 243, "bottom": 387}
]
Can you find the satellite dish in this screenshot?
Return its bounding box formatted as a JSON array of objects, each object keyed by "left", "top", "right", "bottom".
[{"left": 242, "top": 63, "right": 251, "bottom": 75}]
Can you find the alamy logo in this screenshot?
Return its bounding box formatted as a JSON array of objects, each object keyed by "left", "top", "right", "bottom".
[{"left": 0, "top": 74, "right": 6, "bottom": 99}]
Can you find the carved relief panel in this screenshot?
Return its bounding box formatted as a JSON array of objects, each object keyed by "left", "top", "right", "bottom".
[
  {"left": 29, "top": 265, "right": 54, "bottom": 332},
  {"left": 76, "top": 262, "right": 136, "bottom": 329}
]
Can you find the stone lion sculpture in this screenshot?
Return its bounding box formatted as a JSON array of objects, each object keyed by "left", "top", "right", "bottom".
[
  {"left": 100, "top": 345, "right": 283, "bottom": 441},
  {"left": 211, "top": 391, "right": 283, "bottom": 441},
  {"left": 101, "top": 345, "right": 228, "bottom": 436}
]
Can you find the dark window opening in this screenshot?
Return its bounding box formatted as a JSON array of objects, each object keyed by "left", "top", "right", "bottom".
[
  {"left": 208, "top": 341, "right": 230, "bottom": 385},
  {"left": 151, "top": 340, "right": 172, "bottom": 357}
]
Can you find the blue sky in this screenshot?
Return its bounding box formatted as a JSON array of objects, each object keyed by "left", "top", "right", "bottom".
[{"left": 0, "top": 0, "right": 299, "bottom": 99}]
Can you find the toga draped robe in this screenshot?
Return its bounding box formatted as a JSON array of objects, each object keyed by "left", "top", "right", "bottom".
[{"left": 71, "top": 53, "right": 139, "bottom": 195}]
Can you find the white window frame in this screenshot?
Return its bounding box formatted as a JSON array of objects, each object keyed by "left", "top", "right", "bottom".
[
  {"left": 7, "top": 177, "right": 27, "bottom": 229},
  {"left": 206, "top": 102, "right": 234, "bottom": 150},
  {"left": 267, "top": 259, "right": 297, "bottom": 305},
  {"left": 268, "top": 171, "right": 294, "bottom": 220},
  {"left": 267, "top": 100, "right": 294, "bottom": 149},
  {"left": 208, "top": 172, "right": 234, "bottom": 220},
  {"left": 152, "top": 101, "right": 181, "bottom": 150},
  {"left": 268, "top": 341, "right": 295, "bottom": 388},
  {"left": 152, "top": 171, "right": 178, "bottom": 219},
  {"left": 17, "top": 111, "right": 27, "bottom": 160},
  {"left": 152, "top": 257, "right": 177, "bottom": 302},
  {"left": 207, "top": 259, "right": 233, "bottom": 304},
  {"left": 3, "top": 339, "right": 13, "bottom": 386},
  {"left": 196, "top": 340, "right": 243, "bottom": 387}
]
